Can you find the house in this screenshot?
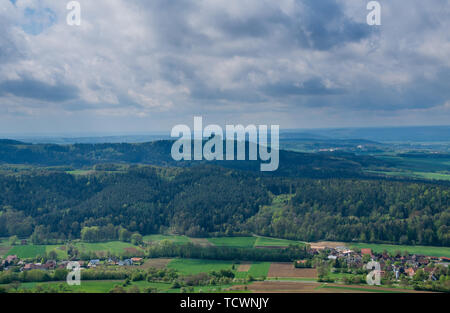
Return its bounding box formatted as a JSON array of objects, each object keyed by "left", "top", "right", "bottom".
[
  {"left": 346, "top": 254, "right": 363, "bottom": 267},
  {"left": 361, "top": 249, "right": 372, "bottom": 256},
  {"left": 23, "top": 263, "right": 35, "bottom": 271},
  {"left": 88, "top": 259, "right": 101, "bottom": 267},
  {"left": 43, "top": 260, "right": 57, "bottom": 270},
  {"left": 328, "top": 255, "right": 337, "bottom": 260},
  {"left": 6, "top": 255, "right": 18, "bottom": 263},
  {"left": 57, "top": 260, "right": 70, "bottom": 269},
  {"left": 23, "top": 263, "right": 45, "bottom": 270},
  {"left": 405, "top": 267, "right": 415, "bottom": 277},
  {"left": 118, "top": 259, "right": 133, "bottom": 266},
  {"left": 335, "top": 246, "right": 347, "bottom": 252},
  {"left": 440, "top": 257, "right": 450, "bottom": 262},
  {"left": 131, "top": 257, "right": 143, "bottom": 264},
  {"left": 417, "top": 257, "right": 429, "bottom": 266}
]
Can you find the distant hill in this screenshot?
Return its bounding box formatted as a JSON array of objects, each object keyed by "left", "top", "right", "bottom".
[
  {"left": 0, "top": 139, "right": 389, "bottom": 178},
  {"left": 0, "top": 139, "right": 27, "bottom": 145},
  {"left": 294, "top": 126, "right": 450, "bottom": 142},
  {"left": 0, "top": 164, "right": 448, "bottom": 245}
]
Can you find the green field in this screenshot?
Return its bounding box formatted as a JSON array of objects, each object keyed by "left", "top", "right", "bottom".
[
  {"left": 167, "top": 258, "right": 234, "bottom": 275},
  {"left": 367, "top": 170, "right": 450, "bottom": 181},
  {"left": 6, "top": 245, "right": 47, "bottom": 259},
  {"left": 17, "top": 280, "right": 123, "bottom": 293},
  {"left": 143, "top": 234, "right": 191, "bottom": 245},
  {"left": 235, "top": 262, "right": 271, "bottom": 279},
  {"left": 75, "top": 241, "right": 141, "bottom": 254},
  {"left": 377, "top": 155, "right": 450, "bottom": 172},
  {"left": 254, "top": 236, "right": 305, "bottom": 247},
  {"left": 351, "top": 242, "right": 450, "bottom": 258},
  {"left": 8, "top": 279, "right": 238, "bottom": 293},
  {"left": 133, "top": 281, "right": 236, "bottom": 293},
  {"left": 5, "top": 244, "right": 69, "bottom": 259},
  {"left": 369, "top": 155, "right": 450, "bottom": 181},
  {"left": 0, "top": 239, "right": 11, "bottom": 257},
  {"left": 65, "top": 170, "right": 94, "bottom": 176},
  {"left": 205, "top": 235, "right": 304, "bottom": 248},
  {"left": 12, "top": 280, "right": 174, "bottom": 293},
  {"left": 320, "top": 285, "right": 400, "bottom": 293},
  {"left": 247, "top": 262, "right": 271, "bottom": 277},
  {"left": 45, "top": 245, "right": 68, "bottom": 259},
  {"left": 207, "top": 237, "right": 257, "bottom": 248}
]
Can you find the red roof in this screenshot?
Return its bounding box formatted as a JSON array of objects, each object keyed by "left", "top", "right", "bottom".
[
  {"left": 405, "top": 268, "right": 415, "bottom": 276},
  {"left": 361, "top": 248, "right": 372, "bottom": 255},
  {"left": 6, "top": 255, "right": 17, "bottom": 262}
]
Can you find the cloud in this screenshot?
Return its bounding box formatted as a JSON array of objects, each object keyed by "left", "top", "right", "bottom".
[
  {"left": 0, "top": 0, "right": 448, "bottom": 132},
  {"left": 0, "top": 77, "right": 79, "bottom": 102},
  {"left": 263, "top": 78, "right": 345, "bottom": 97},
  {"left": 293, "top": 0, "right": 371, "bottom": 50}
]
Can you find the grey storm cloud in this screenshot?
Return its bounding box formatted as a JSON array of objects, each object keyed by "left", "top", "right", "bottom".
[
  {"left": 0, "top": 0, "right": 449, "bottom": 131},
  {"left": 263, "top": 78, "right": 345, "bottom": 97},
  {"left": 292, "top": 0, "right": 372, "bottom": 50},
  {"left": 0, "top": 78, "right": 79, "bottom": 102},
  {"left": 144, "top": 0, "right": 372, "bottom": 52}
]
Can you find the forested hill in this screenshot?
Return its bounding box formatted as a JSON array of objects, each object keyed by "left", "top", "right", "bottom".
[
  {"left": 0, "top": 139, "right": 447, "bottom": 246},
  {"left": 0, "top": 165, "right": 448, "bottom": 246},
  {"left": 0, "top": 139, "right": 387, "bottom": 178}
]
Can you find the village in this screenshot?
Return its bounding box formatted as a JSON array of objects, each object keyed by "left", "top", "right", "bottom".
[
  {"left": 304, "top": 244, "right": 450, "bottom": 287},
  {"left": 1, "top": 240, "right": 449, "bottom": 293},
  {"left": 1, "top": 255, "right": 144, "bottom": 272}
]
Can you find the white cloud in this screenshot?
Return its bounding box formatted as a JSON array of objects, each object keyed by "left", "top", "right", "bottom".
[{"left": 0, "top": 0, "right": 448, "bottom": 132}]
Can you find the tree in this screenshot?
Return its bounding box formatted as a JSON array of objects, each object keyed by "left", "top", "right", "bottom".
[
  {"left": 9, "top": 235, "right": 18, "bottom": 246},
  {"left": 131, "top": 233, "right": 143, "bottom": 246},
  {"left": 47, "top": 250, "right": 58, "bottom": 261},
  {"left": 53, "top": 269, "right": 68, "bottom": 281},
  {"left": 119, "top": 228, "right": 131, "bottom": 242},
  {"left": 413, "top": 269, "right": 427, "bottom": 282}
]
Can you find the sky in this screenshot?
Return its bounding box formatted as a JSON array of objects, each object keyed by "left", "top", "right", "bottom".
[{"left": 0, "top": 0, "right": 449, "bottom": 135}]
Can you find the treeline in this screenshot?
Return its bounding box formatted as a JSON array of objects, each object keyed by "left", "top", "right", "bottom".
[
  {"left": 146, "top": 242, "right": 309, "bottom": 262},
  {"left": 248, "top": 178, "right": 450, "bottom": 246},
  {"left": 0, "top": 139, "right": 387, "bottom": 178},
  {"left": 0, "top": 165, "right": 449, "bottom": 245},
  {"left": 80, "top": 225, "right": 142, "bottom": 245},
  {"left": 0, "top": 166, "right": 269, "bottom": 239},
  {"left": 0, "top": 267, "right": 138, "bottom": 285},
  {"left": 0, "top": 268, "right": 69, "bottom": 284}
]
